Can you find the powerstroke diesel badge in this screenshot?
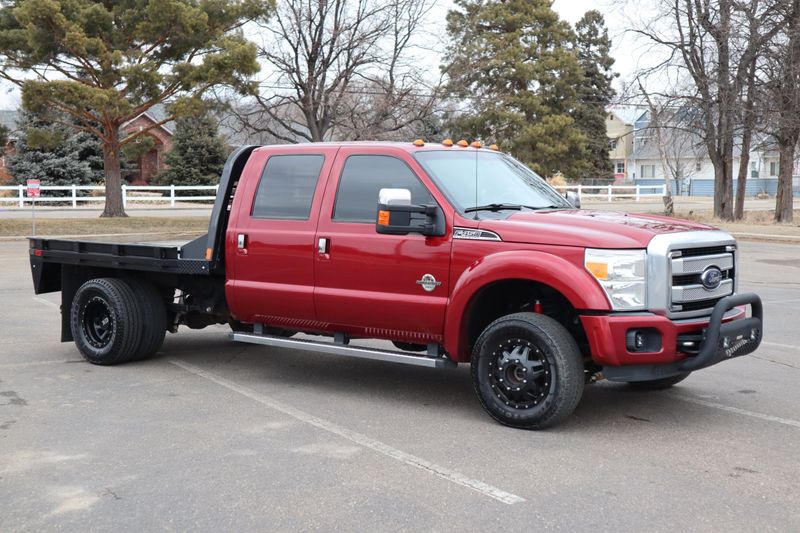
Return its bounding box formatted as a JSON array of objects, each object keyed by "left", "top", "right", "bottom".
[
  {"left": 416, "top": 274, "right": 442, "bottom": 292},
  {"left": 453, "top": 227, "right": 502, "bottom": 241}
]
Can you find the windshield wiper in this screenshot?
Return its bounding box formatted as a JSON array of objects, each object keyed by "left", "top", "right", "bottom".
[
  {"left": 464, "top": 203, "right": 524, "bottom": 213},
  {"left": 524, "top": 205, "right": 566, "bottom": 210},
  {"left": 464, "top": 203, "right": 567, "bottom": 213}
]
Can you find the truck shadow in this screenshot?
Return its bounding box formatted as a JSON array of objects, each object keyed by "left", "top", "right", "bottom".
[{"left": 159, "top": 332, "right": 715, "bottom": 433}]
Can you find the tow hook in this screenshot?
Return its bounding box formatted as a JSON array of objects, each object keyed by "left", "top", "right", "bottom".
[{"left": 589, "top": 371, "right": 605, "bottom": 384}]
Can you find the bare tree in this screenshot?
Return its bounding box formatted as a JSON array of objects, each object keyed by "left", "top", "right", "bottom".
[
  {"left": 638, "top": 79, "right": 675, "bottom": 215},
  {"left": 635, "top": 79, "right": 704, "bottom": 216},
  {"left": 632, "top": 0, "right": 783, "bottom": 220},
  {"left": 228, "top": 0, "right": 441, "bottom": 143},
  {"left": 760, "top": 0, "right": 800, "bottom": 222}
]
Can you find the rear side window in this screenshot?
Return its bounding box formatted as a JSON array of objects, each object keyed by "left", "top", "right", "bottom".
[
  {"left": 252, "top": 155, "right": 325, "bottom": 219},
  {"left": 333, "top": 155, "right": 434, "bottom": 223}
]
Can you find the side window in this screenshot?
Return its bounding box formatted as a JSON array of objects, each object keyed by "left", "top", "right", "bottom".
[
  {"left": 333, "top": 155, "right": 434, "bottom": 223},
  {"left": 252, "top": 154, "right": 325, "bottom": 219}
]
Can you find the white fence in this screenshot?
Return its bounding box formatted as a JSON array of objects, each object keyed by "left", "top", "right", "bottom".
[
  {"left": 0, "top": 182, "right": 668, "bottom": 208},
  {"left": 0, "top": 184, "right": 219, "bottom": 208},
  {"left": 552, "top": 184, "right": 667, "bottom": 202}
]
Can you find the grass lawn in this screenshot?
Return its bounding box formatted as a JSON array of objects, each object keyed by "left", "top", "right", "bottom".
[{"left": 0, "top": 217, "right": 210, "bottom": 238}]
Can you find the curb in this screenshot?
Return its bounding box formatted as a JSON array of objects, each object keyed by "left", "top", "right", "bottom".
[{"left": 729, "top": 232, "right": 800, "bottom": 244}]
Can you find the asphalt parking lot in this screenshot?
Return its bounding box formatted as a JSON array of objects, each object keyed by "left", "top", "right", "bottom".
[{"left": 1, "top": 238, "right": 798, "bottom": 531}]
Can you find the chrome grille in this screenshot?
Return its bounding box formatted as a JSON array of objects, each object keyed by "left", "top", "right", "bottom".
[
  {"left": 647, "top": 231, "right": 738, "bottom": 319},
  {"left": 669, "top": 246, "right": 735, "bottom": 314}
]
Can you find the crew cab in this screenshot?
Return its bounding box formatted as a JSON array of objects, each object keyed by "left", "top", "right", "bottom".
[{"left": 29, "top": 141, "right": 763, "bottom": 429}]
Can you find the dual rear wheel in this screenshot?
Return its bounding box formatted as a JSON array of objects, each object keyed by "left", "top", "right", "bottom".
[{"left": 71, "top": 277, "right": 168, "bottom": 365}]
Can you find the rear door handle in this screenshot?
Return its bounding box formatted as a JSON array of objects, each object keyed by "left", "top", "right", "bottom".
[
  {"left": 318, "top": 237, "right": 329, "bottom": 254},
  {"left": 237, "top": 233, "right": 247, "bottom": 252}
]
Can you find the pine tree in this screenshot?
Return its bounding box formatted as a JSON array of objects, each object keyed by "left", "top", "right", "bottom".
[
  {"left": 0, "top": 0, "right": 270, "bottom": 216},
  {"left": 7, "top": 111, "right": 103, "bottom": 196},
  {"left": 443, "top": 0, "right": 589, "bottom": 178},
  {"left": 154, "top": 111, "right": 228, "bottom": 194},
  {"left": 574, "top": 10, "right": 617, "bottom": 181}
]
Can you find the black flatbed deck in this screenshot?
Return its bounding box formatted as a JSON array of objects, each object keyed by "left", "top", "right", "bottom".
[{"left": 29, "top": 237, "right": 212, "bottom": 276}]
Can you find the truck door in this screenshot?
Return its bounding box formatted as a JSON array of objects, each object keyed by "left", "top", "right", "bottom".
[
  {"left": 314, "top": 149, "right": 453, "bottom": 342},
  {"left": 227, "top": 147, "right": 337, "bottom": 326}
]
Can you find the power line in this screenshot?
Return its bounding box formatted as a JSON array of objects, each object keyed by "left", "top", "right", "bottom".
[{"left": 253, "top": 83, "right": 642, "bottom": 106}]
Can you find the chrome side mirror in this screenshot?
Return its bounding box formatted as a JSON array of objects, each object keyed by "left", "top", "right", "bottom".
[
  {"left": 376, "top": 188, "right": 445, "bottom": 237},
  {"left": 378, "top": 188, "right": 412, "bottom": 206},
  {"left": 565, "top": 190, "right": 581, "bottom": 209}
]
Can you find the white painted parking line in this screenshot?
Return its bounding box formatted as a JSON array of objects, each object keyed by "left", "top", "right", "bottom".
[
  {"left": 170, "top": 359, "right": 526, "bottom": 505},
  {"left": 761, "top": 298, "right": 800, "bottom": 305},
  {"left": 761, "top": 341, "right": 799, "bottom": 351},
  {"left": 0, "top": 359, "right": 83, "bottom": 369},
  {"left": 32, "top": 296, "right": 59, "bottom": 309},
  {"left": 668, "top": 393, "right": 800, "bottom": 429}
]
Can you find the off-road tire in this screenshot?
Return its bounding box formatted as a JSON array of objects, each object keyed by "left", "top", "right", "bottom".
[
  {"left": 71, "top": 278, "right": 143, "bottom": 365},
  {"left": 471, "top": 312, "right": 584, "bottom": 429},
  {"left": 628, "top": 372, "right": 690, "bottom": 390},
  {"left": 124, "top": 278, "right": 168, "bottom": 360}
]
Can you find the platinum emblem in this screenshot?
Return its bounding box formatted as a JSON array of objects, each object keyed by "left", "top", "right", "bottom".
[{"left": 416, "top": 274, "right": 442, "bottom": 292}]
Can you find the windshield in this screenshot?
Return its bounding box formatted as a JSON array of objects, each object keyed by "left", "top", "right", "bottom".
[{"left": 414, "top": 151, "right": 570, "bottom": 213}]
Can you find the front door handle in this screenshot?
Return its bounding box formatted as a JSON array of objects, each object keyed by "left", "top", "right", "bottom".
[
  {"left": 318, "top": 237, "right": 329, "bottom": 254},
  {"left": 237, "top": 233, "right": 247, "bottom": 251}
]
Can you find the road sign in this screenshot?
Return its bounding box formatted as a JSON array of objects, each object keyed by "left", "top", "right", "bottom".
[{"left": 26, "top": 179, "right": 41, "bottom": 198}]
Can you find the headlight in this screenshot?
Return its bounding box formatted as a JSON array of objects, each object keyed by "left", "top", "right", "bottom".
[{"left": 585, "top": 249, "right": 647, "bottom": 310}]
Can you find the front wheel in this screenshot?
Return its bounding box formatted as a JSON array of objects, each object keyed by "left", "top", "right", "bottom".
[{"left": 471, "top": 312, "right": 584, "bottom": 430}]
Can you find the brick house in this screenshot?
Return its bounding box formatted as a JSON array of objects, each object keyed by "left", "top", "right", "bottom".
[
  {"left": 0, "top": 109, "right": 18, "bottom": 184},
  {"left": 1, "top": 108, "right": 175, "bottom": 185},
  {"left": 121, "top": 110, "right": 174, "bottom": 184}
]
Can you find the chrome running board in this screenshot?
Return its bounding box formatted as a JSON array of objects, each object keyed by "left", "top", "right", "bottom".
[{"left": 230, "top": 332, "right": 457, "bottom": 369}]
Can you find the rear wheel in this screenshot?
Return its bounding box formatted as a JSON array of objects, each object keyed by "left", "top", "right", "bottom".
[
  {"left": 71, "top": 278, "right": 143, "bottom": 365},
  {"left": 124, "top": 278, "right": 168, "bottom": 360},
  {"left": 628, "top": 373, "right": 690, "bottom": 390},
  {"left": 471, "top": 312, "right": 584, "bottom": 429}
]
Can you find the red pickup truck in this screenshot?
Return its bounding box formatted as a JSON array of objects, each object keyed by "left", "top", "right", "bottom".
[{"left": 29, "top": 141, "right": 763, "bottom": 428}]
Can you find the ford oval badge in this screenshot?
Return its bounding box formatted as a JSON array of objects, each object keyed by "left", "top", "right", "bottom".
[{"left": 701, "top": 266, "right": 723, "bottom": 290}]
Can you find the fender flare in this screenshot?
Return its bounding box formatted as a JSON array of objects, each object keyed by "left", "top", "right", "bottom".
[{"left": 443, "top": 250, "right": 610, "bottom": 362}]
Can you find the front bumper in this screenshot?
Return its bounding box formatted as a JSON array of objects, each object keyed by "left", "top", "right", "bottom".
[{"left": 580, "top": 293, "right": 763, "bottom": 382}]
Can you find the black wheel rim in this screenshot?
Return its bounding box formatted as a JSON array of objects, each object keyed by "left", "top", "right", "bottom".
[
  {"left": 81, "top": 295, "right": 114, "bottom": 349},
  {"left": 488, "top": 337, "right": 552, "bottom": 409}
]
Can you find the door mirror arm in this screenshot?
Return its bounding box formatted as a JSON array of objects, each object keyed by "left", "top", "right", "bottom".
[{"left": 376, "top": 203, "right": 445, "bottom": 237}]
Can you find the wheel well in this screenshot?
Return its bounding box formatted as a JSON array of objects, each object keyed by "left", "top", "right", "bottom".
[{"left": 464, "top": 279, "right": 592, "bottom": 363}]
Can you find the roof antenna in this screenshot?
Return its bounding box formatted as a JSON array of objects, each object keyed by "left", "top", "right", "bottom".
[{"left": 473, "top": 149, "right": 479, "bottom": 220}]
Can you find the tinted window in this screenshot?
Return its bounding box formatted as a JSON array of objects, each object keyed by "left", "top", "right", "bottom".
[
  {"left": 334, "top": 155, "right": 434, "bottom": 222},
  {"left": 252, "top": 155, "right": 325, "bottom": 219}
]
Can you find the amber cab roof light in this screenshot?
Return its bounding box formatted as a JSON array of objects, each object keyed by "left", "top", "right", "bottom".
[
  {"left": 442, "top": 139, "right": 454, "bottom": 147},
  {"left": 456, "top": 139, "right": 469, "bottom": 147},
  {"left": 412, "top": 139, "right": 425, "bottom": 147}
]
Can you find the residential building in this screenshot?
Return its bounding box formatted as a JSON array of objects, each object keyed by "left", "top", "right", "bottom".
[
  {"left": 121, "top": 108, "right": 174, "bottom": 184},
  {"left": 605, "top": 107, "right": 640, "bottom": 182},
  {"left": 610, "top": 107, "right": 799, "bottom": 197},
  {"left": 0, "top": 107, "right": 175, "bottom": 185},
  {"left": 0, "top": 109, "right": 18, "bottom": 184}
]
